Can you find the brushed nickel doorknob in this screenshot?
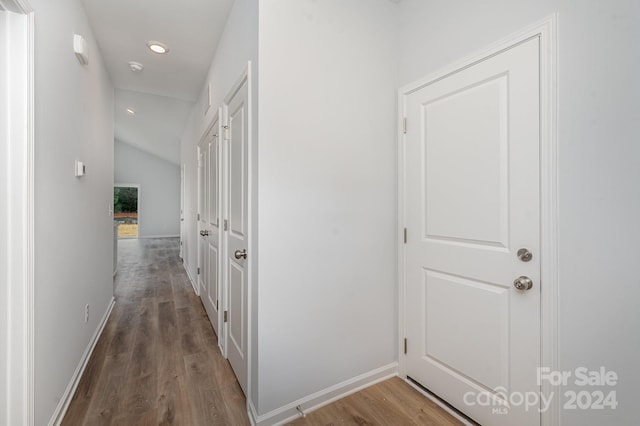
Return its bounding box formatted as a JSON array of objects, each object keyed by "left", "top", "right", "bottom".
[
  {"left": 517, "top": 248, "right": 533, "bottom": 262},
  {"left": 513, "top": 276, "right": 533, "bottom": 290},
  {"left": 234, "top": 249, "right": 247, "bottom": 260}
]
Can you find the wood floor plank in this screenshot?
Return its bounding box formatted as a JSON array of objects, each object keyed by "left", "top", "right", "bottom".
[
  {"left": 169, "top": 271, "right": 193, "bottom": 310},
  {"left": 184, "top": 351, "right": 231, "bottom": 425},
  {"left": 175, "top": 306, "right": 204, "bottom": 356},
  {"left": 82, "top": 353, "right": 131, "bottom": 425},
  {"left": 288, "top": 377, "right": 463, "bottom": 426},
  {"left": 112, "top": 408, "right": 157, "bottom": 426},
  {"left": 116, "top": 372, "right": 157, "bottom": 420},
  {"left": 157, "top": 372, "right": 194, "bottom": 425},
  {"left": 220, "top": 382, "right": 251, "bottom": 426},
  {"left": 368, "top": 379, "right": 463, "bottom": 425}
]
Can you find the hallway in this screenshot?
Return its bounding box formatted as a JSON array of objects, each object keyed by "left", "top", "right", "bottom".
[
  {"left": 62, "top": 238, "right": 249, "bottom": 425},
  {"left": 60, "top": 238, "right": 464, "bottom": 425}
]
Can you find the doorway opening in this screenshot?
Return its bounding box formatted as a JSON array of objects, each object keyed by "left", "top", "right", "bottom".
[{"left": 114, "top": 185, "right": 139, "bottom": 238}]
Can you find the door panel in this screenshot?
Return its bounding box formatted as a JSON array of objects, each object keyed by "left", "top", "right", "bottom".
[
  {"left": 225, "top": 79, "right": 249, "bottom": 395},
  {"left": 229, "top": 119, "right": 246, "bottom": 237},
  {"left": 229, "top": 261, "right": 245, "bottom": 355},
  {"left": 405, "top": 37, "right": 540, "bottom": 426},
  {"left": 424, "top": 76, "right": 508, "bottom": 247},
  {"left": 423, "top": 270, "right": 509, "bottom": 391},
  {"left": 197, "top": 147, "right": 207, "bottom": 297}
]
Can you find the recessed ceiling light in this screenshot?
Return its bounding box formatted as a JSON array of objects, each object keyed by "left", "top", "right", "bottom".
[
  {"left": 126, "top": 108, "right": 136, "bottom": 115},
  {"left": 146, "top": 41, "right": 169, "bottom": 54},
  {"left": 128, "top": 61, "right": 144, "bottom": 72}
]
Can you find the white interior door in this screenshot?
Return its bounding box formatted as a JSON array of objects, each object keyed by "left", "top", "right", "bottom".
[
  {"left": 224, "top": 78, "right": 249, "bottom": 395},
  {"left": 197, "top": 145, "right": 207, "bottom": 298},
  {"left": 403, "top": 37, "right": 541, "bottom": 426},
  {"left": 200, "top": 117, "right": 222, "bottom": 338}
]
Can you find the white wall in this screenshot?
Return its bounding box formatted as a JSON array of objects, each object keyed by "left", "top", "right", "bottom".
[
  {"left": 257, "top": 0, "right": 398, "bottom": 416},
  {"left": 30, "top": 0, "right": 114, "bottom": 423},
  {"left": 115, "top": 140, "right": 180, "bottom": 238},
  {"left": 398, "top": 1, "right": 640, "bottom": 424}
]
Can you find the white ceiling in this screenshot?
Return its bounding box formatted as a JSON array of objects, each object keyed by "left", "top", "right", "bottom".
[
  {"left": 82, "top": 0, "right": 235, "bottom": 163},
  {"left": 114, "top": 89, "right": 193, "bottom": 164}
]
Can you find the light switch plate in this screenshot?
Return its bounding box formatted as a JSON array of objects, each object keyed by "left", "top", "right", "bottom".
[
  {"left": 73, "top": 34, "right": 89, "bottom": 65},
  {"left": 75, "top": 160, "right": 85, "bottom": 177}
]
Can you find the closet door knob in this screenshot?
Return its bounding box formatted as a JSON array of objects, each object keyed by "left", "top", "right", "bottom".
[
  {"left": 517, "top": 248, "right": 533, "bottom": 262},
  {"left": 513, "top": 276, "right": 533, "bottom": 291}
]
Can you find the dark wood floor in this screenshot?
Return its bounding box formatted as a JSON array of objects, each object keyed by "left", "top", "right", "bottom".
[
  {"left": 62, "top": 238, "right": 248, "bottom": 425},
  {"left": 63, "top": 237, "right": 461, "bottom": 426}
]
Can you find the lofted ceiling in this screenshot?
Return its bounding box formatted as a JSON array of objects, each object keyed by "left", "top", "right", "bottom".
[
  {"left": 82, "top": 0, "right": 235, "bottom": 164},
  {"left": 114, "top": 89, "right": 193, "bottom": 164}
]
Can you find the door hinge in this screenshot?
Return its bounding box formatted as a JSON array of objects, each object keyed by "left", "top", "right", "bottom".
[
  {"left": 223, "top": 125, "right": 230, "bottom": 140},
  {"left": 224, "top": 311, "right": 228, "bottom": 323},
  {"left": 216, "top": 299, "right": 219, "bottom": 310},
  {"left": 197, "top": 213, "right": 200, "bottom": 221},
  {"left": 403, "top": 117, "right": 407, "bottom": 134},
  {"left": 404, "top": 338, "right": 407, "bottom": 354},
  {"left": 403, "top": 228, "right": 407, "bottom": 244},
  {"left": 197, "top": 267, "right": 200, "bottom": 275},
  {"left": 223, "top": 219, "right": 228, "bottom": 231}
]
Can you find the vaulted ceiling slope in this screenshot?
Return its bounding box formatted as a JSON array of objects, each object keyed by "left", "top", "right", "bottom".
[
  {"left": 82, "top": 0, "right": 235, "bottom": 163},
  {"left": 114, "top": 89, "right": 192, "bottom": 164}
]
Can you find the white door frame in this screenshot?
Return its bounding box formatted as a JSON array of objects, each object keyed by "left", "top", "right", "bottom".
[
  {"left": 1, "top": 0, "right": 35, "bottom": 424},
  {"left": 113, "top": 183, "right": 141, "bottom": 239},
  {"left": 397, "top": 16, "right": 558, "bottom": 426}
]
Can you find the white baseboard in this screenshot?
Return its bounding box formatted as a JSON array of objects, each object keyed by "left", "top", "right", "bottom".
[
  {"left": 183, "top": 262, "right": 198, "bottom": 295},
  {"left": 139, "top": 234, "right": 180, "bottom": 239},
  {"left": 49, "top": 297, "right": 116, "bottom": 426},
  {"left": 249, "top": 362, "right": 398, "bottom": 425},
  {"left": 248, "top": 399, "right": 259, "bottom": 425}
]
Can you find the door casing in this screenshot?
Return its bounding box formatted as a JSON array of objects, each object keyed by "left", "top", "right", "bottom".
[
  {"left": 397, "top": 16, "right": 558, "bottom": 426},
  {"left": 1, "top": 1, "right": 35, "bottom": 424},
  {"left": 113, "top": 183, "right": 140, "bottom": 239}
]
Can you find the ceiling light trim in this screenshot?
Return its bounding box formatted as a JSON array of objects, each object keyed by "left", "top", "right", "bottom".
[{"left": 146, "top": 41, "right": 169, "bottom": 54}]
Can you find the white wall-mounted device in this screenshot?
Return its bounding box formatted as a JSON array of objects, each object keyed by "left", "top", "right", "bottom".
[
  {"left": 73, "top": 34, "right": 89, "bottom": 65},
  {"left": 75, "top": 160, "right": 85, "bottom": 177}
]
